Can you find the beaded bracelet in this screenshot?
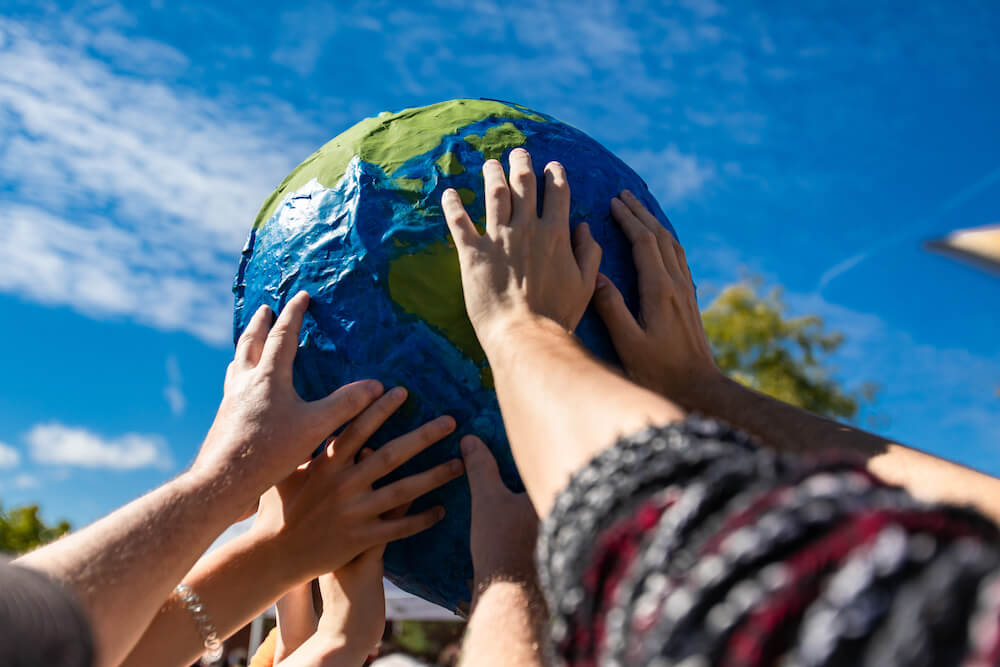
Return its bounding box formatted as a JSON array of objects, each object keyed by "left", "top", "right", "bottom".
[{"left": 174, "top": 584, "right": 224, "bottom": 664}]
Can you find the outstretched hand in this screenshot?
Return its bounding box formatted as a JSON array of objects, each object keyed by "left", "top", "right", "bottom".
[
  {"left": 193, "top": 291, "right": 386, "bottom": 516},
  {"left": 462, "top": 435, "right": 538, "bottom": 597},
  {"left": 250, "top": 386, "right": 464, "bottom": 582},
  {"left": 441, "top": 148, "right": 602, "bottom": 349},
  {"left": 593, "top": 191, "right": 720, "bottom": 405}
]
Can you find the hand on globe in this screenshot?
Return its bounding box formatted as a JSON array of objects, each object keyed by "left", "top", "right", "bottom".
[
  {"left": 462, "top": 435, "right": 538, "bottom": 598},
  {"left": 250, "top": 386, "right": 464, "bottom": 583},
  {"left": 592, "top": 191, "right": 720, "bottom": 405},
  {"left": 441, "top": 148, "right": 603, "bottom": 350},
  {"left": 191, "top": 290, "right": 387, "bottom": 517}
]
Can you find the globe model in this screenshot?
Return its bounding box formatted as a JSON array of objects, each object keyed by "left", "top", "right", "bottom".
[{"left": 233, "top": 99, "right": 677, "bottom": 613}]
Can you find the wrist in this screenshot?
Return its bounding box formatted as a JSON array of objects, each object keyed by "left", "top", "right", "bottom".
[
  {"left": 477, "top": 312, "right": 570, "bottom": 358},
  {"left": 171, "top": 469, "right": 255, "bottom": 529},
  {"left": 673, "top": 369, "right": 740, "bottom": 416}
]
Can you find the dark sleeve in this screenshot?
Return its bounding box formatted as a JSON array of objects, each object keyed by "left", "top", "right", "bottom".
[
  {"left": 536, "top": 417, "right": 1000, "bottom": 666},
  {"left": 0, "top": 561, "right": 94, "bottom": 667}
]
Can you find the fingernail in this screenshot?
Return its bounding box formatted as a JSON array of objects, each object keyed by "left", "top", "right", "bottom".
[
  {"left": 365, "top": 380, "right": 384, "bottom": 396},
  {"left": 511, "top": 147, "right": 528, "bottom": 156},
  {"left": 390, "top": 386, "right": 407, "bottom": 400},
  {"left": 596, "top": 274, "right": 610, "bottom": 289},
  {"left": 622, "top": 189, "right": 634, "bottom": 199},
  {"left": 449, "top": 459, "right": 464, "bottom": 473},
  {"left": 443, "top": 188, "right": 458, "bottom": 201},
  {"left": 438, "top": 416, "right": 456, "bottom": 430},
  {"left": 610, "top": 196, "right": 622, "bottom": 206}
]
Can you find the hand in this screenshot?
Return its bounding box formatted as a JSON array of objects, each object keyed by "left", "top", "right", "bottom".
[
  {"left": 192, "top": 290, "right": 384, "bottom": 515},
  {"left": 461, "top": 435, "right": 538, "bottom": 596},
  {"left": 441, "top": 148, "right": 602, "bottom": 348},
  {"left": 251, "top": 386, "right": 465, "bottom": 582},
  {"left": 592, "top": 190, "right": 721, "bottom": 405}
]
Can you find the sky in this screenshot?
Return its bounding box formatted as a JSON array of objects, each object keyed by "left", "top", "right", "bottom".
[{"left": 0, "top": 0, "right": 997, "bottom": 531}]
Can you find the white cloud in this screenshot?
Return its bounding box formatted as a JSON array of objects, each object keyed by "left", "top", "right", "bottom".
[
  {"left": 27, "top": 423, "right": 173, "bottom": 471},
  {"left": 12, "top": 474, "right": 39, "bottom": 490},
  {"left": 0, "top": 442, "right": 20, "bottom": 468},
  {"left": 0, "top": 13, "right": 319, "bottom": 345},
  {"left": 164, "top": 355, "right": 187, "bottom": 416},
  {"left": 621, "top": 145, "right": 716, "bottom": 206}
]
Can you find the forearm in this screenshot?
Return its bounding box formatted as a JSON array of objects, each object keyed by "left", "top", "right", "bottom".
[
  {"left": 15, "top": 471, "right": 245, "bottom": 667},
  {"left": 483, "top": 316, "right": 684, "bottom": 517},
  {"left": 277, "top": 633, "right": 370, "bottom": 667},
  {"left": 461, "top": 580, "right": 547, "bottom": 667},
  {"left": 274, "top": 582, "right": 319, "bottom": 662},
  {"left": 689, "top": 373, "right": 1000, "bottom": 523},
  {"left": 119, "top": 533, "right": 300, "bottom": 667}
]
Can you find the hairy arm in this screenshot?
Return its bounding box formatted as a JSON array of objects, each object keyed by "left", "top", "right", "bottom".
[
  {"left": 15, "top": 470, "right": 244, "bottom": 667},
  {"left": 593, "top": 189, "right": 1000, "bottom": 524},
  {"left": 459, "top": 436, "right": 548, "bottom": 667}
]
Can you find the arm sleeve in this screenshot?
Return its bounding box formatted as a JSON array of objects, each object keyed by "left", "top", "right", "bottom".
[
  {"left": 0, "top": 560, "right": 94, "bottom": 667},
  {"left": 536, "top": 416, "right": 1000, "bottom": 666}
]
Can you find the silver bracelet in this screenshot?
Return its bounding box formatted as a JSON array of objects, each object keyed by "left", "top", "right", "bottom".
[{"left": 174, "top": 584, "right": 224, "bottom": 664}]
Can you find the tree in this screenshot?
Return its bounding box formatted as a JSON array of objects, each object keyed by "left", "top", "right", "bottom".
[
  {"left": 0, "top": 501, "right": 71, "bottom": 555},
  {"left": 701, "top": 281, "right": 877, "bottom": 422}
]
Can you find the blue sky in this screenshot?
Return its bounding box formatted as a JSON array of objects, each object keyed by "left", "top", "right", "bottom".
[{"left": 0, "top": 0, "right": 997, "bottom": 529}]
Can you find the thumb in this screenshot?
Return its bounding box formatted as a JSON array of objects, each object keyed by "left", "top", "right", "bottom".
[
  {"left": 593, "top": 273, "right": 643, "bottom": 343},
  {"left": 460, "top": 435, "right": 502, "bottom": 502}
]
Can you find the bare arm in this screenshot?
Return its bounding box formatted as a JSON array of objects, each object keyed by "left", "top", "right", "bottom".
[
  {"left": 120, "top": 388, "right": 462, "bottom": 667},
  {"left": 16, "top": 294, "right": 385, "bottom": 667},
  {"left": 593, "top": 190, "right": 1000, "bottom": 524},
  {"left": 459, "top": 435, "right": 546, "bottom": 667},
  {"left": 440, "top": 151, "right": 683, "bottom": 517}
]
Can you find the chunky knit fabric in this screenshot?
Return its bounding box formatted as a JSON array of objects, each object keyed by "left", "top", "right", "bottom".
[{"left": 537, "top": 417, "right": 1000, "bottom": 666}]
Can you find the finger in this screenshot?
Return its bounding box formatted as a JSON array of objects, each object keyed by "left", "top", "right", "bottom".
[
  {"left": 354, "top": 415, "right": 456, "bottom": 486},
  {"left": 621, "top": 190, "right": 684, "bottom": 282},
  {"left": 442, "top": 189, "right": 480, "bottom": 251},
  {"left": 234, "top": 304, "right": 274, "bottom": 368},
  {"left": 507, "top": 148, "right": 537, "bottom": 223},
  {"left": 620, "top": 189, "right": 665, "bottom": 233},
  {"left": 482, "top": 159, "right": 511, "bottom": 237},
  {"left": 593, "top": 273, "right": 644, "bottom": 343},
  {"left": 329, "top": 387, "right": 408, "bottom": 465},
  {"left": 611, "top": 197, "right": 670, "bottom": 297},
  {"left": 368, "top": 506, "right": 446, "bottom": 545},
  {"left": 572, "top": 223, "right": 603, "bottom": 290},
  {"left": 674, "top": 236, "right": 694, "bottom": 285},
  {"left": 259, "top": 291, "right": 310, "bottom": 376},
  {"left": 541, "top": 161, "right": 570, "bottom": 235},
  {"left": 310, "top": 380, "right": 385, "bottom": 437},
  {"left": 364, "top": 459, "right": 464, "bottom": 515},
  {"left": 459, "top": 435, "right": 503, "bottom": 503}
]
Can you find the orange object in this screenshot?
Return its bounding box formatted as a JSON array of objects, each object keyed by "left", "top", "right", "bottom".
[{"left": 248, "top": 627, "right": 279, "bottom": 667}]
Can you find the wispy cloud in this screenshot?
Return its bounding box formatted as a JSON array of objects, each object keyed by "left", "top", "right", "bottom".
[
  {"left": 12, "top": 474, "right": 39, "bottom": 490},
  {"left": 164, "top": 355, "right": 186, "bottom": 416},
  {"left": 0, "top": 13, "right": 319, "bottom": 345},
  {"left": 620, "top": 145, "right": 716, "bottom": 207},
  {"left": 27, "top": 423, "right": 173, "bottom": 471},
  {"left": 0, "top": 442, "right": 20, "bottom": 469}
]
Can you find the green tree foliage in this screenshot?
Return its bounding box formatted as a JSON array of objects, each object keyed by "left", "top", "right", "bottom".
[
  {"left": 0, "top": 502, "right": 71, "bottom": 555},
  {"left": 702, "top": 281, "right": 876, "bottom": 421}
]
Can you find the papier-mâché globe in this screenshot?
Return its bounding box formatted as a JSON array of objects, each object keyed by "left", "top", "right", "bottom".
[{"left": 233, "top": 98, "right": 677, "bottom": 612}]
